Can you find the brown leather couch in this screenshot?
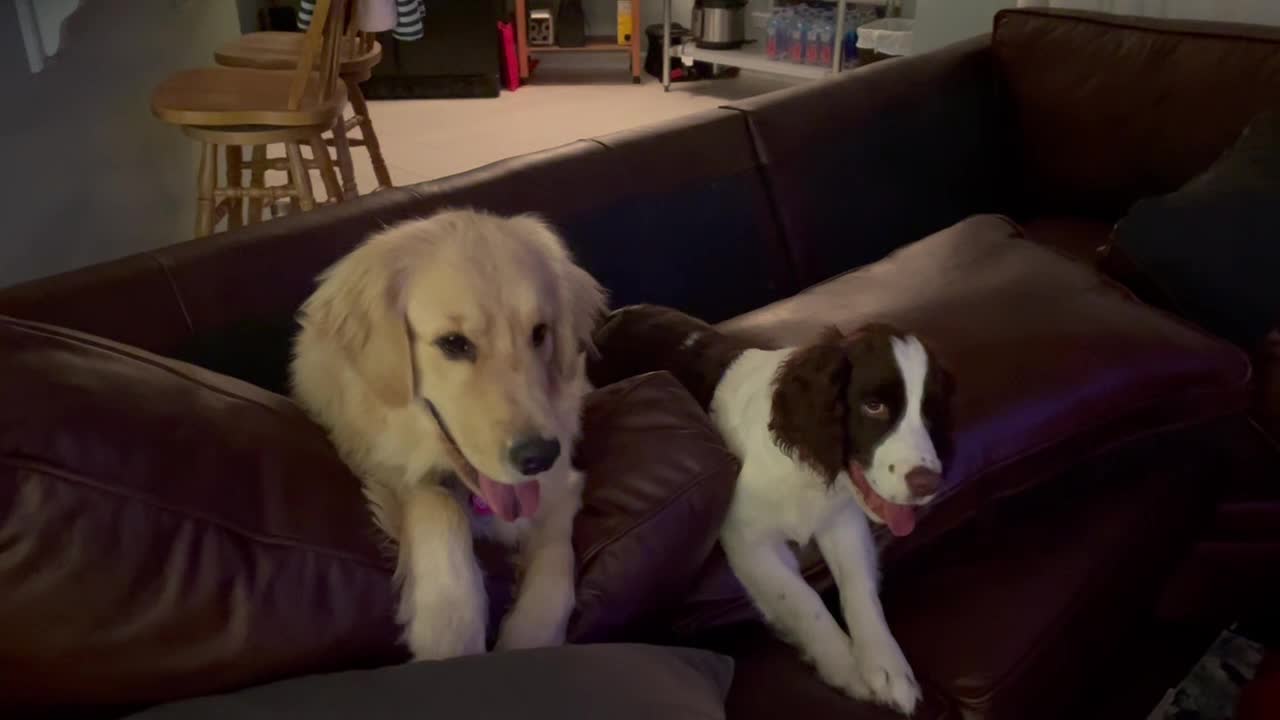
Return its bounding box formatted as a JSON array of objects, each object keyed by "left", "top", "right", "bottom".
[{"left": 2, "top": 8, "right": 1278, "bottom": 720}]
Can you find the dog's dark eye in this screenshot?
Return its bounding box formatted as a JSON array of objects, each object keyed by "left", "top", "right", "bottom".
[
  {"left": 531, "top": 323, "right": 548, "bottom": 348},
  {"left": 435, "top": 333, "right": 476, "bottom": 361},
  {"left": 861, "top": 400, "right": 889, "bottom": 419}
]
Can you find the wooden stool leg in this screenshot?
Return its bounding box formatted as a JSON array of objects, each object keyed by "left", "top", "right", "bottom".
[
  {"left": 331, "top": 114, "right": 358, "bottom": 200},
  {"left": 195, "top": 142, "right": 217, "bottom": 237},
  {"left": 285, "top": 141, "right": 316, "bottom": 212},
  {"left": 225, "top": 145, "right": 244, "bottom": 230},
  {"left": 346, "top": 78, "right": 392, "bottom": 189},
  {"left": 308, "top": 135, "right": 342, "bottom": 203},
  {"left": 248, "top": 145, "right": 267, "bottom": 224}
]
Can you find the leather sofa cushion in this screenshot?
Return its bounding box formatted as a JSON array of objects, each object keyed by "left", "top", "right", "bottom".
[
  {"left": 569, "top": 372, "right": 739, "bottom": 643},
  {"left": 1103, "top": 241, "right": 1280, "bottom": 444},
  {"left": 0, "top": 317, "right": 400, "bottom": 712},
  {"left": 993, "top": 8, "right": 1280, "bottom": 219},
  {"left": 128, "top": 644, "right": 734, "bottom": 720},
  {"left": 659, "top": 214, "right": 1251, "bottom": 635},
  {"left": 0, "top": 319, "right": 737, "bottom": 712},
  {"left": 884, "top": 430, "right": 1213, "bottom": 720},
  {"left": 725, "top": 35, "right": 1012, "bottom": 288}
]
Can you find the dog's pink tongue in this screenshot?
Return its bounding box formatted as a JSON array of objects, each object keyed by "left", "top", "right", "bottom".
[
  {"left": 882, "top": 503, "right": 916, "bottom": 537},
  {"left": 849, "top": 464, "right": 917, "bottom": 537},
  {"left": 477, "top": 474, "right": 541, "bottom": 522}
]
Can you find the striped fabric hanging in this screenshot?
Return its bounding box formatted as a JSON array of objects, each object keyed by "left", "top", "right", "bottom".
[
  {"left": 394, "top": 0, "right": 426, "bottom": 41},
  {"left": 297, "top": 0, "right": 426, "bottom": 41}
]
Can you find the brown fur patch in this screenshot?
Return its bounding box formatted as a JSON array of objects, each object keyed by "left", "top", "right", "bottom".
[{"left": 768, "top": 327, "right": 850, "bottom": 483}]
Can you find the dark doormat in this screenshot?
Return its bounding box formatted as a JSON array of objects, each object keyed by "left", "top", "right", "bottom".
[{"left": 1147, "top": 624, "right": 1266, "bottom": 720}]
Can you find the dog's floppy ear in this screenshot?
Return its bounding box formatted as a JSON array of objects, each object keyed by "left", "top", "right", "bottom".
[
  {"left": 556, "top": 262, "right": 607, "bottom": 379},
  {"left": 298, "top": 235, "right": 413, "bottom": 408},
  {"left": 511, "top": 214, "right": 608, "bottom": 381},
  {"left": 769, "top": 327, "right": 849, "bottom": 483}
]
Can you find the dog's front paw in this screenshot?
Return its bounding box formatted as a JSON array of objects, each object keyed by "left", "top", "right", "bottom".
[
  {"left": 494, "top": 584, "right": 572, "bottom": 651},
  {"left": 814, "top": 652, "right": 871, "bottom": 701},
  {"left": 850, "top": 635, "right": 921, "bottom": 716},
  {"left": 495, "top": 610, "right": 566, "bottom": 651},
  {"left": 404, "top": 606, "right": 486, "bottom": 661}
]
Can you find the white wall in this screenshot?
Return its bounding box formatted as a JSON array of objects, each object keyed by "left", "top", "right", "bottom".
[
  {"left": 1016, "top": 1, "right": 1280, "bottom": 24},
  {"left": 0, "top": 1, "right": 241, "bottom": 288},
  {"left": 912, "top": 0, "right": 1015, "bottom": 55},
  {"left": 910, "top": 0, "right": 1280, "bottom": 59}
]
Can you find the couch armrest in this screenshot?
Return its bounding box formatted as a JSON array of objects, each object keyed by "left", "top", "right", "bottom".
[{"left": 724, "top": 35, "right": 1015, "bottom": 286}]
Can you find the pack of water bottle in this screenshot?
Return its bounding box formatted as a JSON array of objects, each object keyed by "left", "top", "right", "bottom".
[{"left": 765, "top": 2, "right": 885, "bottom": 67}]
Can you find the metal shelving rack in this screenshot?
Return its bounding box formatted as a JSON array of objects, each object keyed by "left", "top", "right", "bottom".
[
  {"left": 516, "top": 0, "right": 644, "bottom": 83},
  {"left": 660, "top": 0, "right": 898, "bottom": 91}
]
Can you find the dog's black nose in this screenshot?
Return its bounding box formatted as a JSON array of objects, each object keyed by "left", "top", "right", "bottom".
[
  {"left": 905, "top": 467, "right": 942, "bottom": 498},
  {"left": 509, "top": 436, "right": 561, "bottom": 476}
]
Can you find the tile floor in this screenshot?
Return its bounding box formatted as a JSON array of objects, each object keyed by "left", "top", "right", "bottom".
[{"left": 329, "top": 65, "right": 795, "bottom": 198}]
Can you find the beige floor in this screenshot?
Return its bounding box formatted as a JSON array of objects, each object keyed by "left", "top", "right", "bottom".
[{"left": 335, "top": 67, "right": 795, "bottom": 196}]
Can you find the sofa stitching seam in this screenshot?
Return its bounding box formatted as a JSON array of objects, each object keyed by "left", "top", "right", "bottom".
[
  {"left": 144, "top": 251, "right": 195, "bottom": 342},
  {"left": 7, "top": 321, "right": 319, "bottom": 426},
  {"left": 996, "top": 8, "right": 1280, "bottom": 47},
  {"left": 2, "top": 455, "right": 390, "bottom": 572}
]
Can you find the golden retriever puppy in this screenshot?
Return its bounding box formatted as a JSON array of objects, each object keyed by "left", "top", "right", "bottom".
[{"left": 290, "top": 209, "right": 606, "bottom": 660}]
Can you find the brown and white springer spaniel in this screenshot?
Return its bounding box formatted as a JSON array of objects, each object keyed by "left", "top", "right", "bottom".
[{"left": 591, "top": 304, "right": 952, "bottom": 715}]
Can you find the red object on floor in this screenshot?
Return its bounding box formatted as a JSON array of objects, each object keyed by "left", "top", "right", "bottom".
[
  {"left": 497, "top": 21, "right": 520, "bottom": 91},
  {"left": 1237, "top": 653, "right": 1280, "bottom": 720}
]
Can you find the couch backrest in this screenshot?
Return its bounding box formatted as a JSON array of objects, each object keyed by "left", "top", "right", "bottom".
[
  {"left": 724, "top": 35, "right": 1012, "bottom": 288},
  {"left": 0, "top": 110, "right": 794, "bottom": 394},
  {"left": 993, "top": 8, "right": 1280, "bottom": 219}
]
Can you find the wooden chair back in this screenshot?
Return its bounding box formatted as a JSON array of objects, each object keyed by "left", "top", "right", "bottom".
[
  {"left": 288, "top": 0, "right": 348, "bottom": 110},
  {"left": 341, "top": 1, "right": 379, "bottom": 57}
]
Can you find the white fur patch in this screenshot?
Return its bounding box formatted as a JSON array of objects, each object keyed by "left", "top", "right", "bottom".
[{"left": 867, "top": 336, "right": 941, "bottom": 504}]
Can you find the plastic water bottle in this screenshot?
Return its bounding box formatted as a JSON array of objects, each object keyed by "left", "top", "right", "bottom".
[
  {"left": 843, "top": 6, "right": 857, "bottom": 66},
  {"left": 816, "top": 16, "right": 835, "bottom": 67},
  {"left": 766, "top": 10, "right": 781, "bottom": 60},
  {"left": 787, "top": 10, "right": 806, "bottom": 64},
  {"left": 804, "top": 11, "right": 821, "bottom": 65},
  {"left": 767, "top": 8, "right": 791, "bottom": 61}
]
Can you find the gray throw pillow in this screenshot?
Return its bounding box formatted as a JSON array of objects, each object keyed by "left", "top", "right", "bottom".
[{"left": 126, "top": 644, "right": 733, "bottom": 720}]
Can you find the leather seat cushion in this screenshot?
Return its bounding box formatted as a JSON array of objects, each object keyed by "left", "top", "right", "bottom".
[
  {"left": 658, "top": 214, "right": 1250, "bottom": 636},
  {"left": 0, "top": 318, "right": 738, "bottom": 712}
]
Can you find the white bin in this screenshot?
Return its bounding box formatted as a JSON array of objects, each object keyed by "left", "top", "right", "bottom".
[{"left": 856, "top": 18, "right": 914, "bottom": 64}]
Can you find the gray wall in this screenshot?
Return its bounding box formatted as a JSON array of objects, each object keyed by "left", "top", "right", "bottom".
[
  {"left": 0, "top": 1, "right": 240, "bottom": 289},
  {"left": 912, "top": 0, "right": 1015, "bottom": 55}
]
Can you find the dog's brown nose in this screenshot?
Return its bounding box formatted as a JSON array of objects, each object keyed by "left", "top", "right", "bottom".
[{"left": 905, "top": 467, "right": 942, "bottom": 498}]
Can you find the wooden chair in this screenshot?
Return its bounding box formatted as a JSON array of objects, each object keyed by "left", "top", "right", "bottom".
[
  {"left": 214, "top": 0, "right": 392, "bottom": 195},
  {"left": 151, "top": 0, "right": 350, "bottom": 237}
]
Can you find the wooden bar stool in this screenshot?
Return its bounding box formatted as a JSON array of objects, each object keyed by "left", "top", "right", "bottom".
[
  {"left": 151, "top": 0, "right": 349, "bottom": 237},
  {"left": 215, "top": 0, "right": 392, "bottom": 196}
]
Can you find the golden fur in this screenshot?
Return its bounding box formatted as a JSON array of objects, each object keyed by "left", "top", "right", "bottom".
[{"left": 290, "top": 209, "right": 605, "bottom": 659}]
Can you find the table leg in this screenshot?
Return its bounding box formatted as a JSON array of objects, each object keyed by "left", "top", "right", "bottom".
[
  {"left": 631, "top": 0, "right": 642, "bottom": 83},
  {"left": 516, "top": 0, "right": 529, "bottom": 81},
  {"left": 662, "top": 0, "right": 671, "bottom": 91}
]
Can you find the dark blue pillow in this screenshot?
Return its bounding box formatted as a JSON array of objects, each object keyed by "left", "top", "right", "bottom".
[{"left": 1114, "top": 111, "right": 1280, "bottom": 348}]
